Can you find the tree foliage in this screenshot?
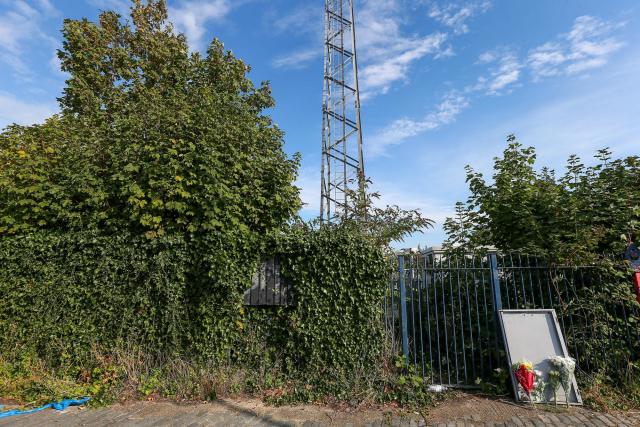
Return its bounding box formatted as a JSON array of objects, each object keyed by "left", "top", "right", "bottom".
[
  {"left": 444, "top": 135, "right": 640, "bottom": 261},
  {"left": 345, "top": 182, "right": 434, "bottom": 248},
  {"left": 0, "top": 0, "right": 300, "bottom": 238},
  {"left": 0, "top": 0, "right": 304, "bottom": 365}
]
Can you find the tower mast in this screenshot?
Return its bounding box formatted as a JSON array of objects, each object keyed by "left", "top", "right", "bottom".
[{"left": 320, "top": 0, "right": 366, "bottom": 223}]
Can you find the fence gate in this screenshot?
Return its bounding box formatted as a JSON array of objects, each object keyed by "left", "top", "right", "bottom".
[{"left": 384, "top": 250, "right": 640, "bottom": 387}]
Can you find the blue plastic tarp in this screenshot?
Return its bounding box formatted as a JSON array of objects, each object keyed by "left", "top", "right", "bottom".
[{"left": 0, "top": 397, "right": 89, "bottom": 419}]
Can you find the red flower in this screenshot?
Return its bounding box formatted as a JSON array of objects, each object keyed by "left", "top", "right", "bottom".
[{"left": 515, "top": 365, "right": 535, "bottom": 394}]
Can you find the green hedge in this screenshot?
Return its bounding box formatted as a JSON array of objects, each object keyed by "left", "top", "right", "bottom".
[{"left": 0, "top": 224, "right": 388, "bottom": 391}]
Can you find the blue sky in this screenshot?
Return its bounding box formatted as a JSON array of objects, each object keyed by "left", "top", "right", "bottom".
[{"left": 1, "top": 0, "right": 639, "bottom": 248}]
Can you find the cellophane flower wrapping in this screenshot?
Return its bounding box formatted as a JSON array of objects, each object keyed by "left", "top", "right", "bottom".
[
  {"left": 548, "top": 356, "right": 575, "bottom": 395},
  {"left": 512, "top": 359, "right": 536, "bottom": 399}
]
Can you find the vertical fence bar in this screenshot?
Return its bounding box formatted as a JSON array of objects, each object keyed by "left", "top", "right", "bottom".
[
  {"left": 398, "top": 255, "right": 409, "bottom": 361},
  {"left": 433, "top": 255, "right": 443, "bottom": 383},
  {"left": 480, "top": 255, "right": 492, "bottom": 374},
  {"left": 489, "top": 251, "right": 503, "bottom": 364},
  {"left": 424, "top": 254, "right": 435, "bottom": 383},
  {"left": 416, "top": 255, "right": 426, "bottom": 378},
  {"left": 489, "top": 252, "right": 503, "bottom": 313},
  {"left": 409, "top": 255, "right": 417, "bottom": 367},
  {"left": 447, "top": 256, "right": 460, "bottom": 384},
  {"left": 455, "top": 256, "right": 468, "bottom": 383}
]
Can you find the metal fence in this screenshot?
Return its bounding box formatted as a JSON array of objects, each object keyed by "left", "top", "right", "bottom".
[{"left": 384, "top": 250, "right": 640, "bottom": 387}]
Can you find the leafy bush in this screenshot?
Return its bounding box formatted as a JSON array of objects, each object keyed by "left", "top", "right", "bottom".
[
  {"left": 0, "top": 0, "right": 300, "bottom": 367},
  {"left": 0, "top": 223, "right": 394, "bottom": 405},
  {"left": 234, "top": 222, "right": 391, "bottom": 403},
  {"left": 445, "top": 135, "right": 640, "bottom": 261}
]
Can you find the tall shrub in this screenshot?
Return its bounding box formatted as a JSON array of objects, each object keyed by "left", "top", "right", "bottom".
[{"left": 0, "top": 0, "right": 300, "bottom": 363}]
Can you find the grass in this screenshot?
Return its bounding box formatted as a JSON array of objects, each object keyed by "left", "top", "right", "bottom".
[{"left": 0, "top": 348, "right": 453, "bottom": 412}]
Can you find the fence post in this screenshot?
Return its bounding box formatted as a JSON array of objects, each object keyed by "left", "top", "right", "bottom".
[
  {"left": 489, "top": 251, "right": 505, "bottom": 360},
  {"left": 398, "top": 254, "right": 410, "bottom": 361},
  {"left": 489, "top": 252, "right": 502, "bottom": 313}
]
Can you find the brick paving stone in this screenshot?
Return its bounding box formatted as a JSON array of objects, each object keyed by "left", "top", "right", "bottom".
[
  {"left": 105, "top": 408, "right": 146, "bottom": 425},
  {"left": 600, "top": 414, "right": 625, "bottom": 427},
  {"left": 510, "top": 416, "right": 524, "bottom": 426},
  {"left": 554, "top": 414, "right": 575, "bottom": 426},
  {"left": 595, "top": 413, "right": 616, "bottom": 427},
  {"left": 565, "top": 415, "right": 582, "bottom": 426},
  {"left": 134, "top": 416, "right": 168, "bottom": 427},
  {"left": 536, "top": 414, "right": 552, "bottom": 426},
  {"left": 530, "top": 417, "right": 546, "bottom": 427},
  {"left": 574, "top": 412, "right": 597, "bottom": 427},
  {"left": 74, "top": 408, "right": 112, "bottom": 425},
  {"left": 520, "top": 418, "right": 536, "bottom": 427},
  {"left": 544, "top": 413, "right": 563, "bottom": 426},
  {"left": 611, "top": 413, "right": 634, "bottom": 425},
  {"left": 4, "top": 402, "right": 640, "bottom": 426},
  {"left": 588, "top": 416, "right": 609, "bottom": 427},
  {"left": 194, "top": 414, "right": 224, "bottom": 427}
]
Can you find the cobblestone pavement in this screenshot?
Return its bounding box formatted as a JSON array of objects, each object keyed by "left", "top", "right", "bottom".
[{"left": 0, "top": 398, "right": 638, "bottom": 426}]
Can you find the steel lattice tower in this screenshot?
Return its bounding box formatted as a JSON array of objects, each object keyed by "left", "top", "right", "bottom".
[{"left": 320, "top": 0, "right": 366, "bottom": 223}]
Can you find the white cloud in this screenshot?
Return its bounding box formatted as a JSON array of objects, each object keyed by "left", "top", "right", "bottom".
[
  {"left": 428, "top": 0, "right": 492, "bottom": 35},
  {"left": 272, "top": 0, "right": 453, "bottom": 100},
  {"left": 473, "top": 50, "right": 522, "bottom": 95},
  {"left": 0, "top": 0, "right": 58, "bottom": 78},
  {"left": 270, "top": 3, "right": 322, "bottom": 36},
  {"left": 272, "top": 47, "right": 320, "bottom": 70},
  {"left": 169, "top": 0, "right": 232, "bottom": 49},
  {"left": 366, "top": 13, "right": 626, "bottom": 158},
  {"left": 0, "top": 92, "right": 57, "bottom": 129},
  {"left": 35, "top": 0, "right": 57, "bottom": 15},
  {"left": 360, "top": 33, "right": 447, "bottom": 98},
  {"left": 477, "top": 50, "right": 496, "bottom": 64},
  {"left": 0, "top": 2, "right": 38, "bottom": 53},
  {"left": 527, "top": 15, "right": 624, "bottom": 80},
  {"left": 368, "top": 91, "right": 469, "bottom": 156},
  {"left": 0, "top": 0, "right": 58, "bottom": 79},
  {"left": 266, "top": 3, "right": 323, "bottom": 71},
  {"left": 356, "top": 0, "right": 450, "bottom": 99}
]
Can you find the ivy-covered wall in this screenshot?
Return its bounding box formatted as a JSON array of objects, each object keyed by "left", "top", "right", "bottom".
[
  {"left": 0, "top": 225, "right": 388, "bottom": 393},
  {"left": 271, "top": 225, "right": 389, "bottom": 395}
]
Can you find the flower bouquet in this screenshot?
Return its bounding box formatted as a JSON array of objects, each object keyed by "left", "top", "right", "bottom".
[
  {"left": 512, "top": 359, "right": 536, "bottom": 402},
  {"left": 547, "top": 356, "right": 576, "bottom": 406},
  {"left": 530, "top": 370, "right": 547, "bottom": 403}
]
